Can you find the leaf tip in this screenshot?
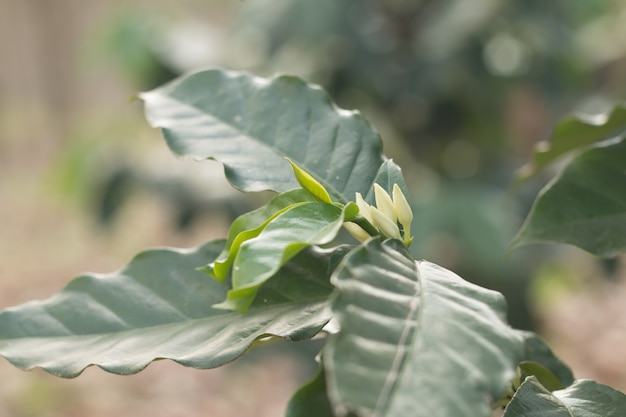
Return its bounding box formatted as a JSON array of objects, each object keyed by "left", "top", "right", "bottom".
[{"left": 286, "top": 158, "right": 333, "bottom": 203}]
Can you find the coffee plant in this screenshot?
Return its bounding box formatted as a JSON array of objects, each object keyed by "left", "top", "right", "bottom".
[{"left": 1, "top": 69, "right": 625, "bottom": 416}]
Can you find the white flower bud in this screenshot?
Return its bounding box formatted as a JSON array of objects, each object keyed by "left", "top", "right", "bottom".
[
  {"left": 392, "top": 183, "right": 413, "bottom": 227},
  {"left": 370, "top": 206, "right": 401, "bottom": 240},
  {"left": 343, "top": 222, "right": 371, "bottom": 243},
  {"left": 374, "top": 184, "right": 396, "bottom": 222},
  {"left": 355, "top": 192, "right": 373, "bottom": 224}
]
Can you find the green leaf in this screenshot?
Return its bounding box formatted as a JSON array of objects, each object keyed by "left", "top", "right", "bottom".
[
  {"left": 511, "top": 136, "right": 626, "bottom": 258},
  {"left": 285, "top": 366, "right": 335, "bottom": 417},
  {"left": 519, "top": 332, "right": 574, "bottom": 391},
  {"left": 365, "top": 159, "right": 410, "bottom": 205},
  {"left": 323, "top": 238, "right": 526, "bottom": 417},
  {"left": 287, "top": 158, "right": 333, "bottom": 203},
  {"left": 140, "top": 69, "right": 385, "bottom": 202},
  {"left": 216, "top": 202, "right": 352, "bottom": 312},
  {"left": 503, "top": 376, "right": 626, "bottom": 417},
  {"left": 0, "top": 241, "right": 335, "bottom": 378},
  {"left": 208, "top": 189, "right": 318, "bottom": 281},
  {"left": 515, "top": 103, "right": 626, "bottom": 184}
]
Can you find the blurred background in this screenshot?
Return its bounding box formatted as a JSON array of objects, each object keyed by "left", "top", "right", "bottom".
[{"left": 2, "top": 0, "right": 626, "bottom": 415}]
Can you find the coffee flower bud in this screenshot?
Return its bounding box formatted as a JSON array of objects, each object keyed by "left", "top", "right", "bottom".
[
  {"left": 374, "top": 184, "right": 396, "bottom": 223},
  {"left": 370, "top": 206, "right": 402, "bottom": 240},
  {"left": 355, "top": 192, "right": 373, "bottom": 224},
  {"left": 343, "top": 183, "right": 413, "bottom": 247},
  {"left": 392, "top": 183, "right": 413, "bottom": 246},
  {"left": 343, "top": 222, "right": 371, "bottom": 243}
]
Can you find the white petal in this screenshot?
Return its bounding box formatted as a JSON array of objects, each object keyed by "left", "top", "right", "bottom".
[
  {"left": 355, "top": 192, "right": 374, "bottom": 224},
  {"left": 393, "top": 183, "right": 413, "bottom": 226},
  {"left": 343, "top": 222, "right": 371, "bottom": 243},
  {"left": 370, "top": 207, "right": 401, "bottom": 240},
  {"left": 374, "top": 184, "right": 396, "bottom": 222}
]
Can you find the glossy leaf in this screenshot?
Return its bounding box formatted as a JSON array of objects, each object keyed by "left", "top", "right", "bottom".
[
  {"left": 515, "top": 103, "right": 626, "bottom": 184},
  {"left": 288, "top": 158, "right": 333, "bottom": 203},
  {"left": 285, "top": 366, "right": 335, "bottom": 417},
  {"left": 324, "top": 238, "right": 526, "bottom": 417},
  {"left": 140, "top": 69, "right": 385, "bottom": 202},
  {"left": 511, "top": 136, "right": 626, "bottom": 257},
  {"left": 503, "top": 377, "right": 626, "bottom": 417},
  {"left": 208, "top": 189, "right": 318, "bottom": 281},
  {"left": 216, "top": 202, "right": 357, "bottom": 312},
  {"left": 0, "top": 241, "right": 335, "bottom": 377}
]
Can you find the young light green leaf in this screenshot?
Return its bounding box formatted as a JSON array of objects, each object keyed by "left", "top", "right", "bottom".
[
  {"left": 503, "top": 377, "right": 626, "bottom": 417},
  {"left": 207, "top": 189, "right": 318, "bottom": 281},
  {"left": 221, "top": 189, "right": 318, "bottom": 257},
  {"left": 215, "top": 202, "right": 353, "bottom": 312},
  {"left": 210, "top": 204, "right": 304, "bottom": 281},
  {"left": 287, "top": 158, "right": 332, "bottom": 203},
  {"left": 324, "top": 238, "right": 526, "bottom": 417},
  {"left": 515, "top": 103, "right": 626, "bottom": 185},
  {"left": 511, "top": 136, "right": 626, "bottom": 258},
  {"left": 0, "top": 241, "right": 335, "bottom": 378},
  {"left": 140, "top": 69, "right": 386, "bottom": 202}
]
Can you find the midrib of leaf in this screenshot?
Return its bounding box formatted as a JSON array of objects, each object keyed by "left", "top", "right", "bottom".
[
  {"left": 149, "top": 90, "right": 353, "bottom": 202},
  {"left": 558, "top": 401, "right": 575, "bottom": 417},
  {"left": 372, "top": 263, "right": 422, "bottom": 417}
]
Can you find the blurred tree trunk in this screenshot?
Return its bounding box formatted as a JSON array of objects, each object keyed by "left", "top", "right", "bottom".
[{"left": 0, "top": 0, "right": 107, "bottom": 150}]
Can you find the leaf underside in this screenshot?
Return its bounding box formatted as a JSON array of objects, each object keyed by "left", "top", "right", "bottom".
[
  {"left": 511, "top": 136, "right": 626, "bottom": 258},
  {"left": 140, "top": 69, "right": 385, "bottom": 203},
  {"left": 0, "top": 241, "right": 334, "bottom": 377},
  {"left": 324, "top": 238, "right": 526, "bottom": 417}
]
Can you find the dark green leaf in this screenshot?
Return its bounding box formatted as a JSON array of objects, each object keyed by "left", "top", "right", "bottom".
[
  {"left": 365, "top": 159, "right": 410, "bottom": 205},
  {"left": 519, "top": 332, "right": 574, "bottom": 391},
  {"left": 324, "top": 238, "right": 526, "bottom": 417},
  {"left": 140, "top": 69, "right": 385, "bottom": 202},
  {"left": 515, "top": 103, "right": 626, "bottom": 184},
  {"left": 285, "top": 366, "right": 335, "bottom": 417},
  {"left": 0, "top": 241, "right": 334, "bottom": 377},
  {"left": 503, "top": 376, "right": 626, "bottom": 417},
  {"left": 511, "top": 136, "right": 626, "bottom": 257}
]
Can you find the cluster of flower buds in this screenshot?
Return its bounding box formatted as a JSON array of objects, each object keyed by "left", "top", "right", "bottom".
[{"left": 344, "top": 183, "right": 413, "bottom": 247}]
